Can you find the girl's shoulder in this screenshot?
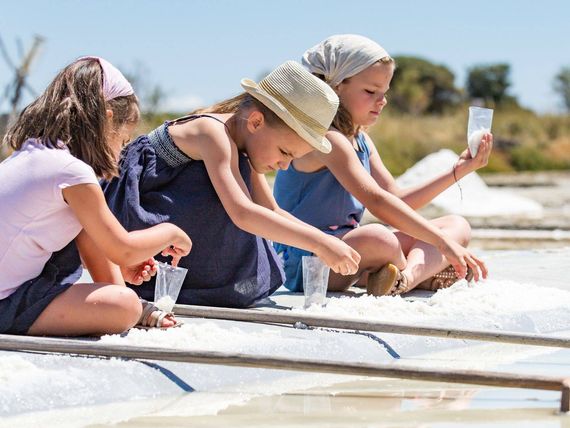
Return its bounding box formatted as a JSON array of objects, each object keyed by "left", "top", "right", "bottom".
[
  {"left": 24, "top": 140, "right": 97, "bottom": 183},
  {"left": 356, "top": 131, "right": 376, "bottom": 156},
  {"left": 169, "top": 114, "right": 234, "bottom": 162}
]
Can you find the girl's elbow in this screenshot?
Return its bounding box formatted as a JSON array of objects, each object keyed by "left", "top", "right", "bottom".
[
  {"left": 105, "top": 241, "right": 140, "bottom": 266},
  {"left": 227, "top": 206, "right": 251, "bottom": 231}
]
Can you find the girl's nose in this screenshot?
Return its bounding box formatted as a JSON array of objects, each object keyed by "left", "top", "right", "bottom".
[{"left": 278, "top": 159, "right": 292, "bottom": 170}]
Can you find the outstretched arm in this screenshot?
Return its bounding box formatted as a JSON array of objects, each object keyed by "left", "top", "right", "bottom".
[
  {"left": 250, "top": 170, "right": 312, "bottom": 227},
  {"left": 189, "top": 120, "right": 360, "bottom": 275},
  {"left": 367, "top": 132, "right": 493, "bottom": 210},
  {"left": 318, "top": 130, "right": 487, "bottom": 279}
]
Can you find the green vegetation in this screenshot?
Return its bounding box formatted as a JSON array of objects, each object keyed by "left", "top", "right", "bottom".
[
  {"left": 368, "top": 107, "right": 570, "bottom": 175},
  {"left": 2, "top": 58, "right": 569, "bottom": 173},
  {"left": 554, "top": 67, "right": 570, "bottom": 112},
  {"left": 368, "top": 57, "right": 570, "bottom": 174}
]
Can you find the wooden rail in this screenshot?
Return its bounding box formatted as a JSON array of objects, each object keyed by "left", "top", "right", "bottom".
[
  {"left": 174, "top": 304, "right": 570, "bottom": 349},
  {"left": 1, "top": 333, "right": 569, "bottom": 412}
]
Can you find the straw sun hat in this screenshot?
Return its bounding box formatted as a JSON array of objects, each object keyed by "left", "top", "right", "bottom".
[{"left": 241, "top": 61, "right": 339, "bottom": 153}]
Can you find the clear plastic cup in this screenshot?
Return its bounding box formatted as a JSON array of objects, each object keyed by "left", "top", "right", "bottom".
[
  {"left": 467, "top": 106, "right": 493, "bottom": 157},
  {"left": 302, "top": 256, "right": 330, "bottom": 308},
  {"left": 154, "top": 261, "right": 188, "bottom": 312}
]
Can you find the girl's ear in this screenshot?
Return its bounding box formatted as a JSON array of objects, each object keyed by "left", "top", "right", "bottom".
[
  {"left": 106, "top": 109, "right": 114, "bottom": 120},
  {"left": 246, "top": 110, "right": 264, "bottom": 133}
]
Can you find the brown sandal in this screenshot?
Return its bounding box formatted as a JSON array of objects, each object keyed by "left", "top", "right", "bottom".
[
  {"left": 367, "top": 264, "right": 410, "bottom": 296},
  {"left": 416, "top": 265, "right": 474, "bottom": 291},
  {"left": 134, "top": 299, "right": 182, "bottom": 330}
]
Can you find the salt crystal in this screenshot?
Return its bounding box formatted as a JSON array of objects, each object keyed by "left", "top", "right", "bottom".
[
  {"left": 467, "top": 128, "right": 489, "bottom": 157},
  {"left": 155, "top": 296, "right": 175, "bottom": 312}
]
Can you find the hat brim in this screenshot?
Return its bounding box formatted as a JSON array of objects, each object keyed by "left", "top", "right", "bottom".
[{"left": 241, "top": 78, "right": 332, "bottom": 154}]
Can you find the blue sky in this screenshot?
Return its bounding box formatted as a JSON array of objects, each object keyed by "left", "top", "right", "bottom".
[{"left": 1, "top": 0, "right": 569, "bottom": 114}]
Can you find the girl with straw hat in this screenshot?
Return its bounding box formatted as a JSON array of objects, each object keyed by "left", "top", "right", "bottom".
[
  {"left": 274, "top": 35, "right": 491, "bottom": 296},
  {"left": 103, "top": 61, "right": 360, "bottom": 308}
]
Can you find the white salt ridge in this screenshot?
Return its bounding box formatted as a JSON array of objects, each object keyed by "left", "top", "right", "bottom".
[
  {"left": 396, "top": 149, "right": 543, "bottom": 217},
  {"left": 100, "top": 321, "right": 373, "bottom": 364},
  {"left": 296, "top": 279, "right": 570, "bottom": 334}
]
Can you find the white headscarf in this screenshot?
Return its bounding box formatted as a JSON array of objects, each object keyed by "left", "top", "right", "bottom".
[{"left": 302, "top": 34, "right": 390, "bottom": 88}]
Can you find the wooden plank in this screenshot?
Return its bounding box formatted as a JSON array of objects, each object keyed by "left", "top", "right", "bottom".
[
  {"left": 1, "top": 333, "right": 569, "bottom": 412},
  {"left": 174, "top": 304, "right": 570, "bottom": 349}
]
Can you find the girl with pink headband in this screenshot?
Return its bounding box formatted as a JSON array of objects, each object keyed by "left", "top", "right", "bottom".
[{"left": 0, "top": 57, "right": 192, "bottom": 336}]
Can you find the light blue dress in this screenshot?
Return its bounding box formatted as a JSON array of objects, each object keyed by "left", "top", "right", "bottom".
[{"left": 273, "top": 133, "right": 372, "bottom": 291}]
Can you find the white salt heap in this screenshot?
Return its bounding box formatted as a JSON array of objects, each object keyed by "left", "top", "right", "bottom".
[
  {"left": 397, "top": 149, "right": 543, "bottom": 217},
  {"left": 297, "top": 279, "right": 570, "bottom": 334},
  {"left": 100, "top": 320, "right": 370, "bottom": 363},
  {"left": 102, "top": 278, "right": 570, "bottom": 354}
]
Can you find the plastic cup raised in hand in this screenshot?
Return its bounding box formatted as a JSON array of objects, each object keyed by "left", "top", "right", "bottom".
[
  {"left": 302, "top": 256, "right": 330, "bottom": 309},
  {"left": 467, "top": 106, "right": 493, "bottom": 157},
  {"left": 154, "top": 261, "right": 188, "bottom": 312}
]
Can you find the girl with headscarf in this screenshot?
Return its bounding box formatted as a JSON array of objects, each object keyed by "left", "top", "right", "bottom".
[{"left": 274, "top": 35, "right": 492, "bottom": 296}]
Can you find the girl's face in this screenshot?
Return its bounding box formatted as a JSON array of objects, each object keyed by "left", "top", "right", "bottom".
[
  {"left": 107, "top": 122, "right": 137, "bottom": 160},
  {"left": 244, "top": 113, "right": 314, "bottom": 174},
  {"left": 336, "top": 62, "right": 394, "bottom": 127}
]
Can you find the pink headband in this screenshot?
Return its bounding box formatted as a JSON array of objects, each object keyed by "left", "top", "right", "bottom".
[{"left": 79, "top": 56, "right": 134, "bottom": 101}]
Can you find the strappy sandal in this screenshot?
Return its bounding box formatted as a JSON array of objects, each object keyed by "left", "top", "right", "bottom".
[
  {"left": 367, "top": 263, "right": 410, "bottom": 297},
  {"left": 416, "top": 265, "right": 474, "bottom": 291},
  {"left": 134, "top": 299, "right": 182, "bottom": 330}
]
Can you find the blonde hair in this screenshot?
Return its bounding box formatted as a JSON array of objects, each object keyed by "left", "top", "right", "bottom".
[
  {"left": 315, "top": 57, "right": 395, "bottom": 138},
  {"left": 193, "top": 93, "right": 286, "bottom": 129}
]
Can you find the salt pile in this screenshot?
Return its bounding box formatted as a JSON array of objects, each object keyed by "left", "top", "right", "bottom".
[
  {"left": 297, "top": 278, "right": 570, "bottom": 334},
  {"left": 396, "top": 149, "right": 543, "bottom": 217},
  {"left": 100, "top": 321, "right": 373, "bottom": 363}
]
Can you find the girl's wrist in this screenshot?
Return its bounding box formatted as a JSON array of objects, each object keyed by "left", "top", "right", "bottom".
[
  {"left": 453, "top": 159, "right": 470, "bottom": 179},
  {"left": 310, "top": 232, "right": 332, "bottom": 256}
]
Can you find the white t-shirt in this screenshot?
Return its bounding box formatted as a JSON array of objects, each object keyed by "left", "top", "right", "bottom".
[{"left": 0, "top": 139, "right": 99, "bottom": 299}]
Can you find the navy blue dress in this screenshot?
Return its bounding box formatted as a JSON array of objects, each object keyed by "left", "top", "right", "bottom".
[
  {"left": 0, "top": 241, "right": 82, "bottom": 334},
  {"left": 102, "top": 115, "right": 284, "bottom": 308}
]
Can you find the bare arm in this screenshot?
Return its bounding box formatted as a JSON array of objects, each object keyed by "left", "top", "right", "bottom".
[
  {"left": 63, "top": 184, "right": 192, "bottom": 267},
  {"left": 250, "top": 170, "right": 313, "bottom": 227},
  {"left": 367, "top": 132, "right": 493, "bottom": 209},
  {"left": 75, "top": 229, "right": 124, "bottom": 285},
  {"left": 319, "top": 130, "right": 486, "bottom": 278},
  {"left": 191, "top": 121, "right": 360, "bottom": 274}
]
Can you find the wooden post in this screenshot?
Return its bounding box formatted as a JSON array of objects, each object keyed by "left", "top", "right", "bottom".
[
  {"left": 561, "top": 379, "right": 570, "bottom": 413},
  {"left": 174, "top": 304, "right": 570, "bottom": 350}
]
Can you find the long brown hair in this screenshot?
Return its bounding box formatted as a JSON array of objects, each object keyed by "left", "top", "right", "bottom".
[
  {"left": 3, "top": 58, "right": 139, "bottom": 179},
  {"left": 193, "top": 93, "right": 286, "bottom": 128},
  {"left": 314, "top": 57, "right": 395, "bottom": 138}
]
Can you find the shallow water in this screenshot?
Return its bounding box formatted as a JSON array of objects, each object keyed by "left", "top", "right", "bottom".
[{"left": 6, "top": 380, "right": 569, "bottom": 428}]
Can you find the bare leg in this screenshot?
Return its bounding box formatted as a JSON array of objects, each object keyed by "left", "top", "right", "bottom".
[
  {"left": 328, "top": 224, "right": 406, "bottom": 292},
  {"left": 28, "top": 283, "right": 143, "bottom": 336},
  {"left": 395, "top": 215, "right": 472, "bottom": 290}
]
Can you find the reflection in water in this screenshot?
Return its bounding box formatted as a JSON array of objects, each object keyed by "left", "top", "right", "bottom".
[{"left": 85, "top": 381, "right": 570, "bottom": 428}]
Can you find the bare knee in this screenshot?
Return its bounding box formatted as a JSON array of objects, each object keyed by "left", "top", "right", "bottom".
[
  {"left": 345, "top": 224, "right": 404, "bottom": 268},
  {"left": 442, "top": 215, "right": 472, "bottom": 246},
  {"left": 90, "top": 286, "right": 142, "bottom": 333}
]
